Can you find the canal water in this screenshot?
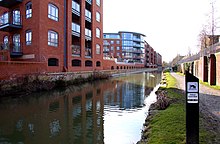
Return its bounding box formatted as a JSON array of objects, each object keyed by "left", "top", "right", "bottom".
[{"left": 0, "top": 71, "right": 161, "bottom": 144}]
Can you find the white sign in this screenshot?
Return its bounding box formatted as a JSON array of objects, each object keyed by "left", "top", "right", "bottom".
[
  {"left": 187, "top": 93, "right": 198, "bottom": 103},
  {"left": 187, "top": 82, "right": 198, "bottom": 92}
]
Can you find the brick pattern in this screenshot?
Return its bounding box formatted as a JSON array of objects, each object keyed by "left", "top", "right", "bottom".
[{"left": 0, "top": 61, "right": 47, "bottom": 80}]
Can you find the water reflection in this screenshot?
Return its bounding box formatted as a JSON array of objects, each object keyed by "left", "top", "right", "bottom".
[{"left": 0, "top": 72, "right": 161, "bottom": 144}]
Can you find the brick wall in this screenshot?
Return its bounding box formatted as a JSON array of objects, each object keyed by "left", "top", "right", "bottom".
[{"left": 0, "top": 61, "right": 47, "bottom": 80}]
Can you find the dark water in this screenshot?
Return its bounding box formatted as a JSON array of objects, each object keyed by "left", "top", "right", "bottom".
[{"left": 0, "top": 72, "right": 161, "bottom": 144}]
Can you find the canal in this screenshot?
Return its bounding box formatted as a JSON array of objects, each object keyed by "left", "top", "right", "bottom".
[{"left": 0, "top": 71, "right": 162, "bottom": 144}]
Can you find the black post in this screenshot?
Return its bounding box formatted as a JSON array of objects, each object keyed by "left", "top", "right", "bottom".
[{"left": 185, "top": 71, "right": 199, "bottom": 144}]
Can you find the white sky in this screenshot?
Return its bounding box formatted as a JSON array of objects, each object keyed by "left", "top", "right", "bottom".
[{"left": 103, "top": 0, "right": 220, "bottom": 62}]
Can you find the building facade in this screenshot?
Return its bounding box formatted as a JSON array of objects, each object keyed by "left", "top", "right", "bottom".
[
  {"left": 0, "top": 0, "right": 103, "bottom": 74},
  {"left": 103, "top": 31, "right": 145, "bottom": 64},
  {"left": 145, "top": 41, "right": 162, "bottom": 68},
  {"left": 103, "top": 33, "right": 121, "bottom": 60},
  {"left": 103, "top": 32, "right": 163, "bottom": 69}
]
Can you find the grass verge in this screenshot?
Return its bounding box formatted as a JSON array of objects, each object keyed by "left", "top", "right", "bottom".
[
  {"left": 144, "top": 72, "right": 211, "bottom": 144},
  {"left": 147, "top": 72, "right": 186, "bottom": 144}
]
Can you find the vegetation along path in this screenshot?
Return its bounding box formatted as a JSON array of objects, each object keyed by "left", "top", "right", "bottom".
[{"left": 171, "top": 72, "right": 220, "bottom": 143}]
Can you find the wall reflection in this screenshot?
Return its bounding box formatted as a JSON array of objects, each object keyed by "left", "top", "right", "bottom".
[{"left": 0, "top": 72, "right": 161, "bottom": 144}]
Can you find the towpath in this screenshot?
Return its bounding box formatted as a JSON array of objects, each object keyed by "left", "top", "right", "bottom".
[{"left": 171, "top": 72, "right": 220, "bottom": 143}]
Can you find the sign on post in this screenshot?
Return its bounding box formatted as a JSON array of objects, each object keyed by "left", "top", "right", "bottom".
[{"left": 185, "top": 71, "right": 199, "bottom": 144}]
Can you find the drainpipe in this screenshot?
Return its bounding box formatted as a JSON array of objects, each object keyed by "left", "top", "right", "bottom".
[{"left": 63, "top": 0, "right": 67, "bottom": 72}]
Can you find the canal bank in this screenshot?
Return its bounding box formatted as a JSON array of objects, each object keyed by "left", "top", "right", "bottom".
[
  {"left": 0, "top": 68, "right": 158, "bottom": 97},
  {"left": 0, "top": 71, "right": 161, "bottom": 144},
  {"left": 138, "top": 72, "right": 220, "bottom": 144},
  {"left": 137, "top": 72, "right": 186, "bottom": 143}
]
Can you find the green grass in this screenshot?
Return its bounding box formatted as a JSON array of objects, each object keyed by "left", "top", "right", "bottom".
[
  {"left": 148, "top": 103, "right": 186, "bottom": 144},
  {"left": 147, "top": 72, "right": 186, "bottom": 144},
  {"left": 146, "top": 72, "right": 212, "bottom": 144}
]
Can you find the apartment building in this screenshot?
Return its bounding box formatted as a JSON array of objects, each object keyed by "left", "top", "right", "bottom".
[
  {"left": 145, "top": 41, "right": 162, "bottom": 68},
  {"left": 103, "top": 33, "right": 122, "bottom": 60},
  {"left": 0, "top": 0, "right": 103, "bottom": 74},
  {"left": 103, "top": 31, "right": 145, "bottom": 64},
  {"left": 104, "top": 31, "right": 162, "bottom": 69}
]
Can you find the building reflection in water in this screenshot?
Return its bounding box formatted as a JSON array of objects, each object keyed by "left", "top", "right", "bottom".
[{"left": 0, "top": 72, "right": 161, "bottom": 144}]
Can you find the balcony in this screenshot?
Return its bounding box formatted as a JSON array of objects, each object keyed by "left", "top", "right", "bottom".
[
  {"left": 0, "top": 42, "right": 23, "bottom": 58},
  {"left": 133, "top": 38, "right": 141, "bottom": 42},
  {"left": 0, "top": 12, "right": 22, "bottom": 32},
  {"left": 72, "top": 22, "right": 80, "bottom": 37},
  {"left": 85, "top": 9, "right": 91, "bottom": 22},
  {"left": 72, "top": 45, "right": 81, "bottom": 56},
  {"left": 85, "top": 28, "right": 91, "bottom": 40},
  {"left": 0, "top": 0, "right": 22, "bottom": 8},
  {"left": 86, "top": 0, "right": 92, "bottom": 5},
  {"left": 72, "top": 1, "right": 80, "bottom": 16},
  {"left": 85, "top": 47, "right": 92, "bottom": 58}
]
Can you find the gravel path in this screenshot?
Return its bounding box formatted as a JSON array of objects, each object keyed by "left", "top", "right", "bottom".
[{"left": 171, "top": 72, "right": 220, "bottom": 143}]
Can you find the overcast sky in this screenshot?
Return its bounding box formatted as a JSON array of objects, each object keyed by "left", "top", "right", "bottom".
[{"left": 103, "top": 0, "right": 220, "bottom": 62}]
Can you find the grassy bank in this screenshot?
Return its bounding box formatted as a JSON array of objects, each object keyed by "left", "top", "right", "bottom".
[
  {"left": 139, "top": 72, "right": 212, "bottom": 144},
  {"left": 146, "top": 72, "right": 186, "bottom": 144}
]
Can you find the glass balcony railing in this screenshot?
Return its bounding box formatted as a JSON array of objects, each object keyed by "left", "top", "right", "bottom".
[
  {"left": 72, "top": 1, "right": 80, "bottom": 16},
  {"left": 72, "top": 22, "right": 80, "bottom": 37},
  {"left": 85, "top": 9, "right": 91, "bottom": 22},
  {"left": 0, "top": 12, "right": 22, "bottom": 32},
  {"left": 85, "top": 28, "right": 91, "bottom": 40}
]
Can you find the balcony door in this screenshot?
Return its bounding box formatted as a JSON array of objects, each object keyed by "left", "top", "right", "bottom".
[{"left": 13, "top": 34, "right": 20, "bottom": 52}]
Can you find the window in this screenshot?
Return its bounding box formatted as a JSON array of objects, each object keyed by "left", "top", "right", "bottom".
[
  {"left": 26, "top": 2, "right": 32, "bottom": 18},
  {"left": 96, "top": 0, "right": 100, "bottom": 6},
  {"left": 26, "top": 30, "right": 32, "bottom": 45},
  {"left": 48, "top": 58, "right": 59, "bottom": 66},
  {"left": 3, "top": 36, "right": 8, "bottom": 44},
  {"left": 96, "top": 44, "right": 101, "bottom": 54},
  {"left": 2, "top": 36, "right": 9, "bottom": 50},
  {"left": 96, "top": 12, "right": 100, "bottom": 22},
  {"left": 85, "top": 60, "right": 92, "bottom": 67},
  {"left": 96, "top": 61, "right": 101, "bottom": 67},
  {"left": 1, "top": 13, "right": 9, "bottom": 24},
  {"left": 116, "top": 40, "right": 120, "bottom": 44},
  {"left": 96, "top": 28, "right": 100, "bottom": 38},
  {"left": 72, "top": 59, "right": 81, "bottom": 66},
  {"left": 13, "top": 10, "right": 21, "bottom": 25},
  {"left": 110, "top": 40, "right": 114, "bottom": 44},
  {"left": 48, "top": 30, "right": 58, "bottom": 47},
  {"left": 48, "top": 3, "right": 58, "bottom": 21},
  {"left": 111, "top": 46, "right": 114, "bottom": 51},
  {"left": 117, "top": 46, "right": 120, "bottom": 50},
  {"left": 13, "top": 34, "right": 21, "bottom": 52}
]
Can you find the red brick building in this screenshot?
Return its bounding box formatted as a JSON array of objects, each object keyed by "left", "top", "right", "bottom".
[
  {"left": 145, "top": 41, "right": 162, "bottom": 68},
  {"left": 103, "top": 33, "right": 122, "bottom": 60},
  {"left": 0, "top": 0, "right": 103, "bottom": 77}
]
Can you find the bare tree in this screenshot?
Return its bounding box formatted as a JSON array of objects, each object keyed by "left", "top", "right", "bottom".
[{"left": 198, "top": 0, "right": 219, "bottom": 55}]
